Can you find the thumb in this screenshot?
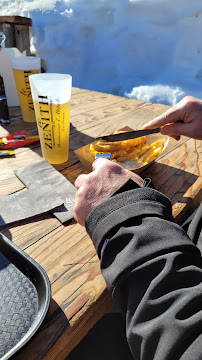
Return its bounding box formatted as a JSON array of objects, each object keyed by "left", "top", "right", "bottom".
[
  {"left": 143, "top": 107, "right": 182, "bottom": 129},
  {"left": 161, "top": 122, "right": 193, "bottom": 138}
]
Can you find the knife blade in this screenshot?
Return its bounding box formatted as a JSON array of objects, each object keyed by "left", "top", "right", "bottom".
[{"left": 95, "top": 128, "right": 160, "bottom": 142}]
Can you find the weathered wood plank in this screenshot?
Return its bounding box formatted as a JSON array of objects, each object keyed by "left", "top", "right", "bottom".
[
  {"left": 70, "top": 90, "right": 127, "bottom": 116},
  {"left": 0, "top": 95, "right": 170, "bottom": 196},
  {"left": 141, "top": 138, "right": 202, "bottom": 224},
  {"left": 0, "top": 15, "right": 32, "bottom": 26},
  {"left": 13, "top": 287, "right": 112, "bottom": 360},
  {"left": 0, "top": 215, "right": 62, "bottom": 249},
  {"left": 8, "top": 106, "right": 22, "bottom": 118},
  {"left": 71, "top": 87, "right": 89, "bottom": 95},
  {"left": 70, "top": 99, "right": 169, "bottom": 135},
  {"left": 26, "top": 224, "right": 91, "bottom": 269},
  {"left": 15, "top": 24, "right": 31, "bottom": 55},
  {"left": 0, "top": 116, "right": 38, "bottom": 136},
  {"left": 1, "top": 88, "right": 201, "bottom": 360},
  {"left": 172, "top": 175, "right": 202, "bottom": 224}
]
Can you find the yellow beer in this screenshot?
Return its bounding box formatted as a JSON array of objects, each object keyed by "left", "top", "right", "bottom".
[
  {"left": 34, "top": 100, "right": 71, "bottom": 164},
  {"left": 29, "top": 73, "right": 72, "bottom": 165},
  {"left": 13, "top": 68, "right": 40, "bottom": 122}
]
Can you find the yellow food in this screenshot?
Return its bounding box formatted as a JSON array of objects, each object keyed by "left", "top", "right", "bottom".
[
  {"left": 83, "top": 131, "right": 164, "bottom": 168},
  {"left": 93, "top": 136, "right": 145, "bottom": 153}
]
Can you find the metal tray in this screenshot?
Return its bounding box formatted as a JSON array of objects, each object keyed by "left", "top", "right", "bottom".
[{"left": 0, "top": 233, "right": 51, "bottom": 359}]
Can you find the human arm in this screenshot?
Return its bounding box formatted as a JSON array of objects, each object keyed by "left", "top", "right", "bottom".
[
  {"left": 74, "top": 159, "right": 202, "bottom": 360},
  {"left": 74, "top": 158, "right": 144, "bottom": 226},
  {"left": 143, "top": 96, "right": 202, "bottom": 140}
]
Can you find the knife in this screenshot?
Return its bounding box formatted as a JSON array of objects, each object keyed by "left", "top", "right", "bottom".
[{"left": 95, "top": 128, "right": 160, "bottom": 142}]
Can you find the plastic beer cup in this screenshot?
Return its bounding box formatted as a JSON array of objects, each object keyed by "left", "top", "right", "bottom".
[
  {"left": 29, "top": 73, "right": 72, "bottom": 165},
  {"left": 11, "top": 56, "right": 41, "bottom": 122}
]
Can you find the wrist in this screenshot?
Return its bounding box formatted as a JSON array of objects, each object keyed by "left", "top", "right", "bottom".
[
  {"left": 112, "top": 177, "right": 155, "bottom": 196},
  {"left": 86, "top": 187, "right": 173, "bottom": 257}
]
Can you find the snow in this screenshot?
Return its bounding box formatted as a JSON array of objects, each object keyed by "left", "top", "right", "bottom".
[{"left": 1, "top": 0, "right": 202, "bottom": 106}]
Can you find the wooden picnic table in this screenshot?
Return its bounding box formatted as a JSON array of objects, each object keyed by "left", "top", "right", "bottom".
[{"left": 0, "top": 87, "right": 201, "bottom": 359}]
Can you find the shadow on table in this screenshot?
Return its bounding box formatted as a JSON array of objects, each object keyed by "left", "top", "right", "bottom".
[
  {"left": 67, "top": 123, "right": 95, "bottom": 168},
  {"left": 140, "top": 161, "right": 200, "bottom": 224},
  {"left": 0, "top": 116, "right": 95, "bottom": 150},
  {"left": 0, "top": 156, "right": 200, "bottom": 242},
  {"left": 0, "top": 118, "right": 95, "bottom": 171},
  {"left": 0, "top": 214, "right": 76, "bottom": 248},
  {"left": 66, "top": 312, "right": 133, "bottom": 360}
]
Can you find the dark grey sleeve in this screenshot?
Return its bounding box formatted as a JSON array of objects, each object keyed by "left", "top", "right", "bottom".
[{"left": 86, "top": 187, "right": 202, "bottom": 360}]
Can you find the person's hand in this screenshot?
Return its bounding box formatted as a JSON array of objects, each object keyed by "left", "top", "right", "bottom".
[
  {"left": 143, "top": 96, "right": 202, "bottom": 140},
  {"left": 74, "top": 158, "right": 144, "bottom": 226}
]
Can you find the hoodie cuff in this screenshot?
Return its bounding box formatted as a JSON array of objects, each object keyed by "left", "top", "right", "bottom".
[{"left": 86, "top": 187, "right": 173, "bottom": 257}]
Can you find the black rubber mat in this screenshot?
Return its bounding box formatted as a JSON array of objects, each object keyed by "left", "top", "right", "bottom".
[{"left": 0, "top": 233, "right": 51, "bottom": 360}]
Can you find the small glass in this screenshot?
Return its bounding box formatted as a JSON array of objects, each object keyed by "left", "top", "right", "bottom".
[
  {"left": 11, "top": 56, "right": 41, "bottom": 122},
  {"left": 29, "top": 73, "right": 72, "bottom": 164}
]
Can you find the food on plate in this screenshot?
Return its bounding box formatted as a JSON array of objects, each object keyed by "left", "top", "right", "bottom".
[
  {"left": 93, "top": 135, "right": 145, "bottom": 153},
  {"left": 82, "top": 131, "right": 164, "bottom": 167}
]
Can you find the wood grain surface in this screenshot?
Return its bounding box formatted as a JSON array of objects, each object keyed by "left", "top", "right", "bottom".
[
  {"left": 0, "top": 88, "right": 201, "bottom": 359},
  {"left": 0, "top": 16, "right": 32, "bottom": 55}
]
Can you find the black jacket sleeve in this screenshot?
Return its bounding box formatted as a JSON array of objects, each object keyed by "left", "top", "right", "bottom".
[{"left": 85, "top": 183, "right": 202, "bottom": 360}]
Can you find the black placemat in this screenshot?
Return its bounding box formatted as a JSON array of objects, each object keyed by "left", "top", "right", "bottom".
[{"left": 14, "top": 159, "right": 76, "bottom": 224}]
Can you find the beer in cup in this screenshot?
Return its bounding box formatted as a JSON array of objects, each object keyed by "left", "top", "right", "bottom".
[
  {"left": 11, "top": 56, "right": 41, "bottom": 122},
  {"left": 29, "top": 73, "right": 72, "bottom": 164}
]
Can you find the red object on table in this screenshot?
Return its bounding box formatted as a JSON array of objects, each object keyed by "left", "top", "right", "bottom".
[{"left": 0, "top": 131, "right": 39, "bottom": 149}]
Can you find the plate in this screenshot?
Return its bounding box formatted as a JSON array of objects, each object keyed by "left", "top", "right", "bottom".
[{"left": 74, "top": 127, "right": 169, "bottom": 173}]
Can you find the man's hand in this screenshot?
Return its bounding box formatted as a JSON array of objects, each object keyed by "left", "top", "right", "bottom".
[
  {"left": 74, "top": 158, "right": 144, "bottom": 226},
  {"left": 143, "top": 96, "right": 202, "bottom": 140}
]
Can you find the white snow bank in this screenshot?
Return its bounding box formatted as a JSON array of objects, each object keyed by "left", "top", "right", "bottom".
[{"left": 1, "top": 0, "right": 202, "bottom": 105}]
